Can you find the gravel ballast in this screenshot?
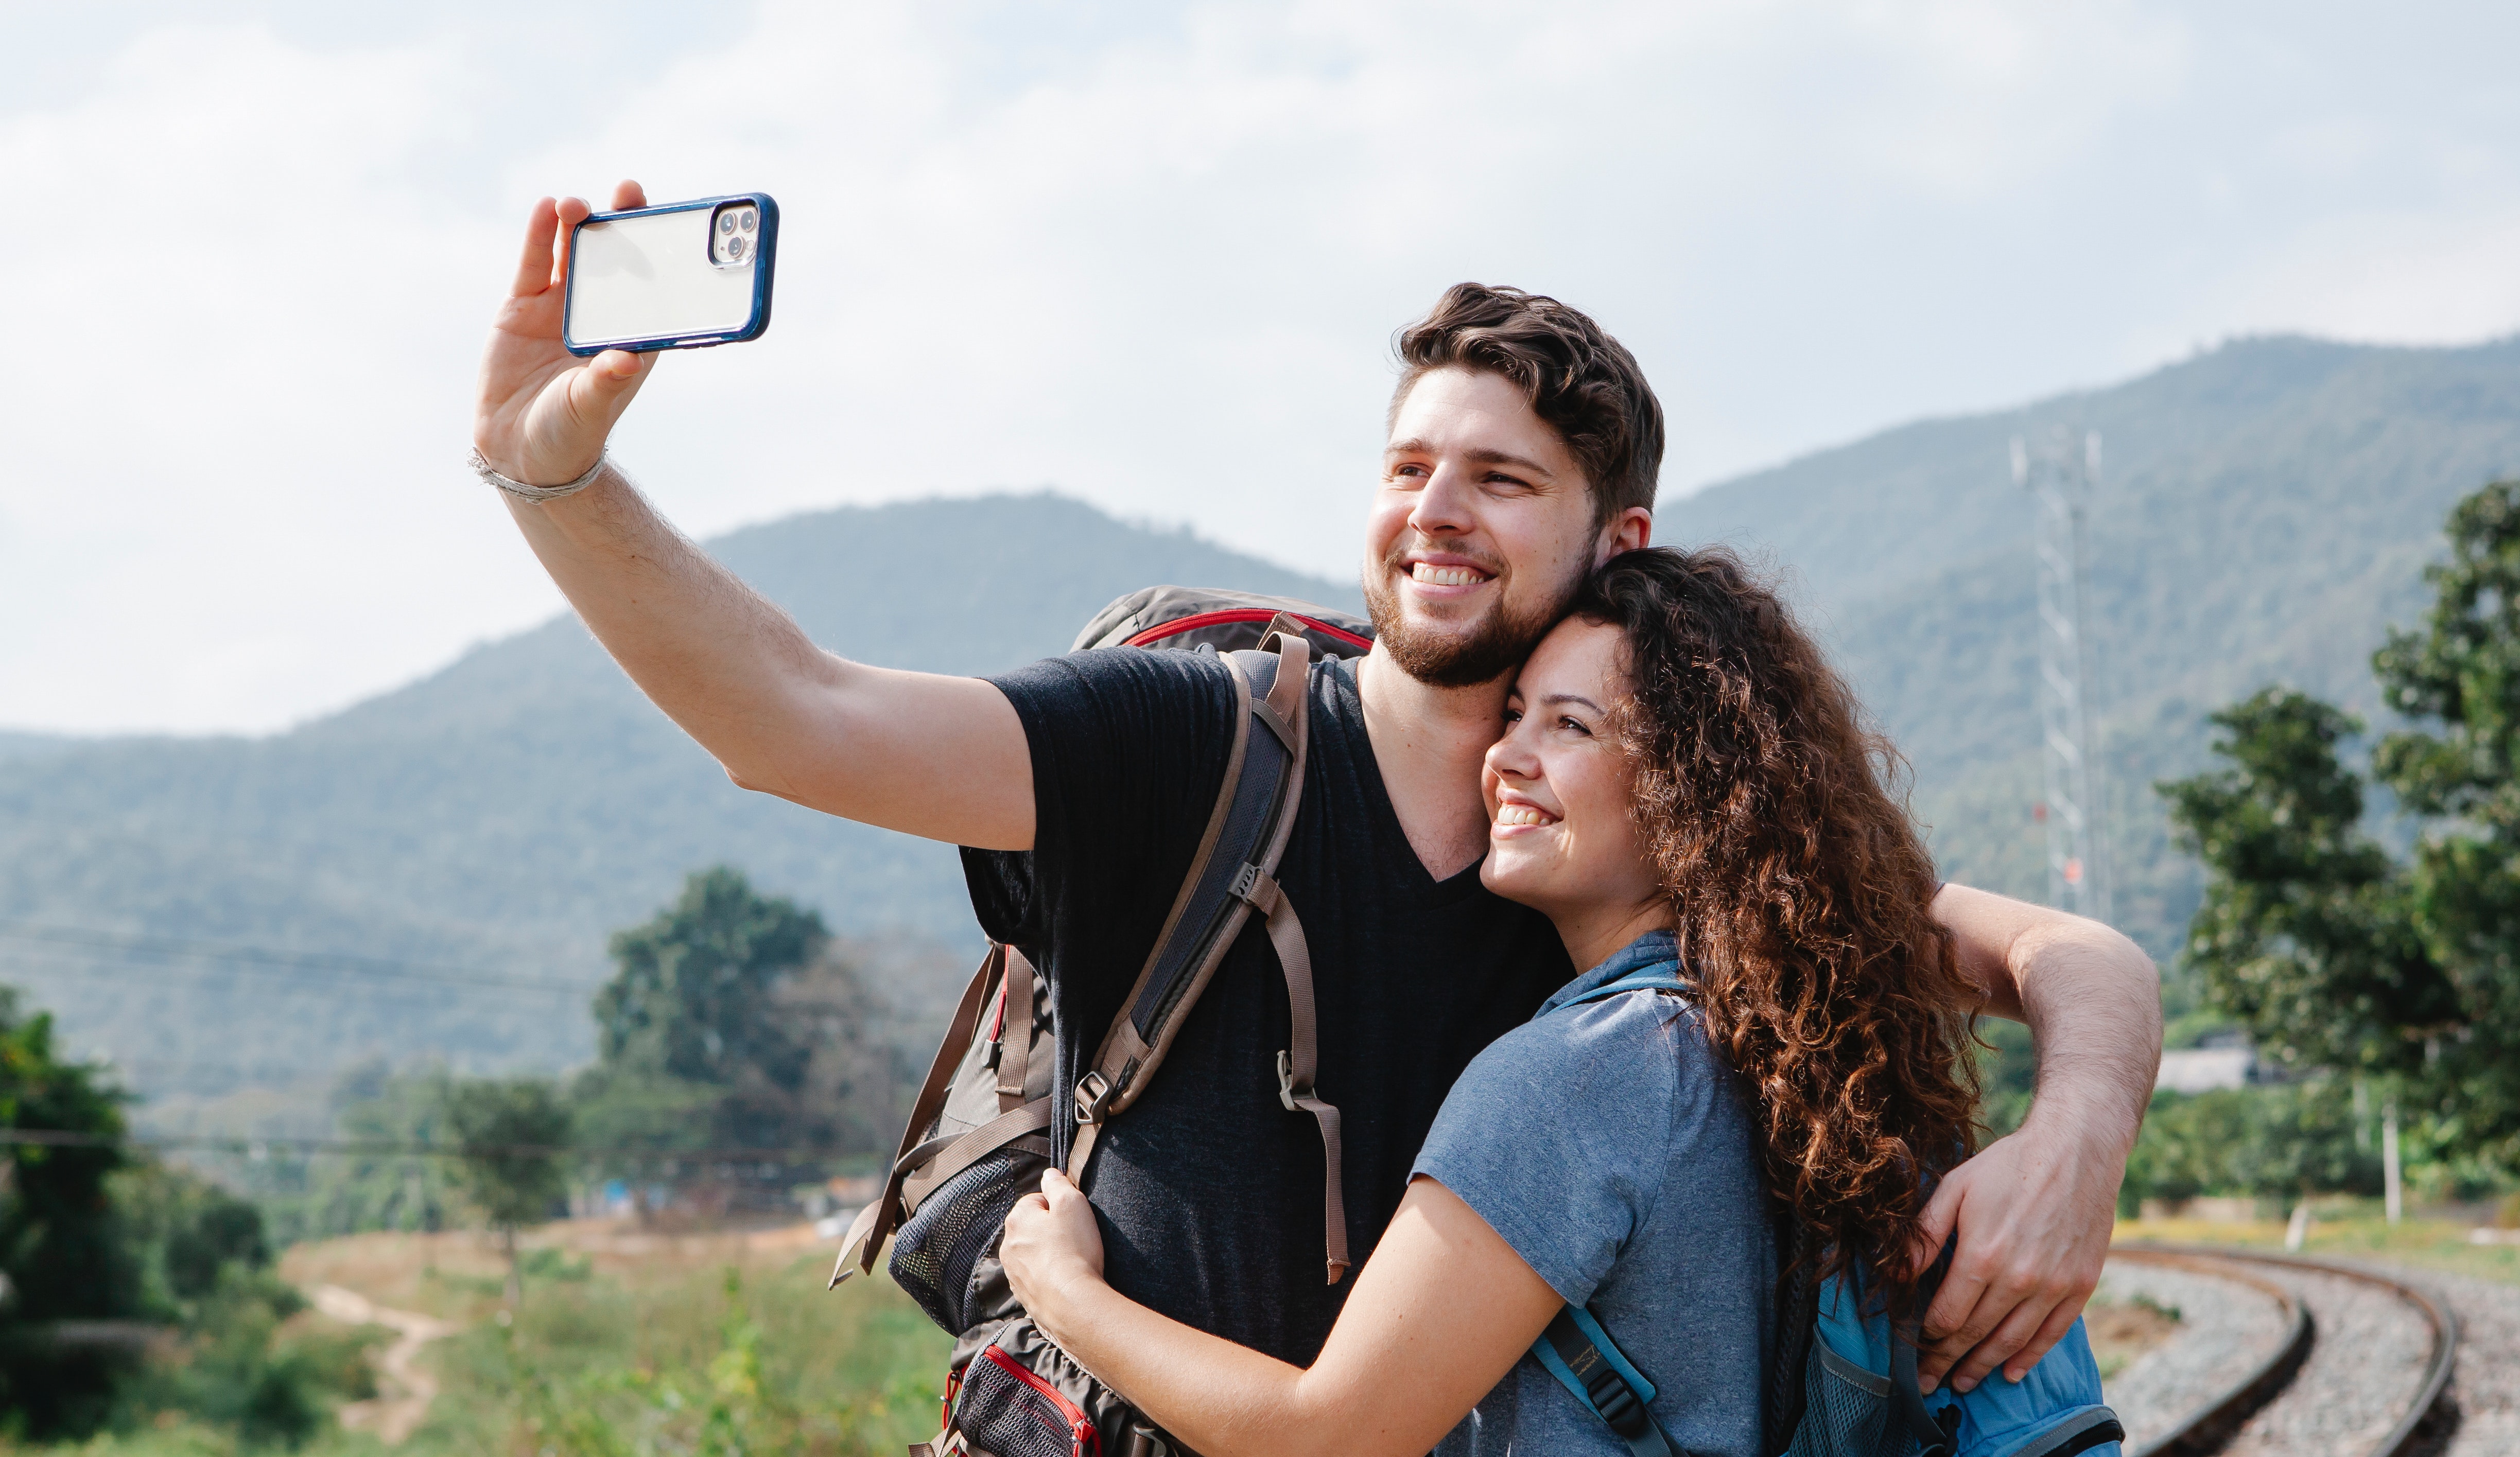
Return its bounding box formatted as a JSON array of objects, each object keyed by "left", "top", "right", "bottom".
[
  {"left": 2095, "top": 1257, "right": 2295, "bottom": 1451},
  {"left": 2406, "top": 1264, "right": 2520, "bottom": 1457},
  {"left": 2215, "top": 1263, "right": 2438, "bottom": 1457}
]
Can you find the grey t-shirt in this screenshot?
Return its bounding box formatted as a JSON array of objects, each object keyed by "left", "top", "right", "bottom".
[{"left": 1415, "top": 930, "right": 1776, "bottom": 1457}]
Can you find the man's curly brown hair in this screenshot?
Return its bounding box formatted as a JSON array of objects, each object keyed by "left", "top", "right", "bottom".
[{"left": 1571, "top": 546, "right": 1983, "bottom": 1289}]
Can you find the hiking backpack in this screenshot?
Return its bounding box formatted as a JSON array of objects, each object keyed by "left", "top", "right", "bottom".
[
  {"left": 1531, "top": 969, "right": 2127, "bottom": 1457},
  {"left": 826, "top": 586, "right": 1375, "bottom": 1457}
]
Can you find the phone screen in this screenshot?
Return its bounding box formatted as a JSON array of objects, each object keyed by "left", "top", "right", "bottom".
[{"left": 565, "top": 196, "right": 775, "bottom": 354}]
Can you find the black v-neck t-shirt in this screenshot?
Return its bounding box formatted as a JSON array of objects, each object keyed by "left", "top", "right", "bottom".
[{"left": 962, "top": 648, "right": 1571, "bottom": 1364}]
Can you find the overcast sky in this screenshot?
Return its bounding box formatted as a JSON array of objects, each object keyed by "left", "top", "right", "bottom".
[{"left": 5, "top": 0, "right": 2516, "bottom": 734}]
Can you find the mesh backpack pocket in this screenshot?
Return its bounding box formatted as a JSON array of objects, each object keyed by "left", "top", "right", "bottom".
[
  {"left": 945, "top": 1319, "right": 1185, "bottom": 1457},
  {"left": 891, "top": 1144, "right": 1046, "bottom": 1335},
  {"left": 955, "top": 1343, "right": 1099, "bottom": 1457},
  {"left": 1784, "top": 1341, "right": 1900, "bottom": 1457}
]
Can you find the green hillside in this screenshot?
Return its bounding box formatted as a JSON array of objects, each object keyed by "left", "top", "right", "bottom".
[
  {"left": 1677, "top": 334, "right": 2520, "bottom": 954},
  {"left": 0, "top": 732, "right": 77, "bottom": 763},
  {"left": 0, "top": 494, "right": 1360, "bottom": 1095},
  {"left": 6, "top": 334, "right": 2517, "bottom": 1102}
]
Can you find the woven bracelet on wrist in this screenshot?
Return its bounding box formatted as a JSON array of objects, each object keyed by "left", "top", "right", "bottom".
[{"left": 468, "top": 448, "right": 610, "bottom": 502}]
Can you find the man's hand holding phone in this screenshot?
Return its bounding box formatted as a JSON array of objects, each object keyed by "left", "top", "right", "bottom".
[{"left": 474, "top": 181, "right": 660, "bottom": 489}]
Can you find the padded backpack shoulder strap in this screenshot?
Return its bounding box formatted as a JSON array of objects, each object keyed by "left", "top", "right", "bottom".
[
  {"left": 1888, "top": 1244, "right": 1967, "bottom": 1457},
  {"left": 1067, "top": 628, "right": 1352, "bottom": 1283},
  {"left": 1532, "top": 1305, "right": 1680, "bottom": 1457},
  {"left": 1762, "top": 1208, "right": 1819, "bottom": 1456}
]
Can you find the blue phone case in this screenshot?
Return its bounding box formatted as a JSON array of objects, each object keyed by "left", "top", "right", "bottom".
[{"left": 562, "top": 192, "right": 779, "bottom": 356}]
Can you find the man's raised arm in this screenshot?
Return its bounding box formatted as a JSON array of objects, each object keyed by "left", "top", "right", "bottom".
[
  {"left": 472, "top": 181, "right": 1033, "bottom": 851},
  {"left": 1911, "top": 884, "right": 2161, "bottom": 1393}
]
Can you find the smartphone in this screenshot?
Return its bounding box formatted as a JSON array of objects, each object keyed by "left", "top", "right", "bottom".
[{"left": 563, "top": 193, "right": 778, "bottom": 355}]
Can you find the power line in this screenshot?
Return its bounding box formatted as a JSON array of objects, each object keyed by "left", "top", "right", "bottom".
[
  {"left": 0, "top": 948, "right": 584, "bottom": 1002},
  {"left": 65, "top": 1054, "right": 506, "bottom": 1082},
  {"left": 0, "top": 921, "right": 598, "bottom": 995},
  {"left": 0, "top": 1127, "right": 868, "bottom": 1165}
]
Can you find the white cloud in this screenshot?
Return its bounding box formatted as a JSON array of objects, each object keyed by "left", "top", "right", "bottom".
[
  {"left": 2235, "top": 208, "right": 2520, "bottom": 344},
  {"left": 2, "top": 1, "right": 2514, "bottom": 732},
  {"left": 0, "top": 24, "right": 533, "bottom": 734}
]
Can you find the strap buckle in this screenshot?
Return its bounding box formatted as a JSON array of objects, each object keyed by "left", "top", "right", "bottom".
[
  {"left": 1230, "top": 861, "right": 1281, "bottom": 914},
  {"left": 1075, "top": 1070, "right": 1115, "bottom": 1125},
  {"left": 1277, "top": 1049, "right": 1306, "bottom": 1112}
]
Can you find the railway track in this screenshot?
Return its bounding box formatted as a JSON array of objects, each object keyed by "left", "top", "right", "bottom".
[{"left": 2101, "top": 1244, "right": 2458, "bottom": 1457}]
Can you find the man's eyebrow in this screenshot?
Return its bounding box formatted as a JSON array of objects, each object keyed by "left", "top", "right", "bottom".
[{"left": 1383, "top": 439, "right": 1556, "bottom": 478}]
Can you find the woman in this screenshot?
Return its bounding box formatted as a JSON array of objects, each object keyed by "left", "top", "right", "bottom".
[{"left": 1001, "top": 548, "right": 2063, "bottom": 1456}]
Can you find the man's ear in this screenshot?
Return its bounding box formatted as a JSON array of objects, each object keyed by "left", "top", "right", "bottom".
[{"left": 1595, "top": 506, "right": 1653, "bottom": 564}]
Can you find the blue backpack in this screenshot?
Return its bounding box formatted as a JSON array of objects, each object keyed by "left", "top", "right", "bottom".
[{"left": 1531, "top": 968, "right": 2126, "bottom": 1457}]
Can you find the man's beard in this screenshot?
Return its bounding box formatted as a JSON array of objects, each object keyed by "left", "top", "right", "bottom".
[{"left": 1362, "top": 551, "right": 1567, "bottom": 689}]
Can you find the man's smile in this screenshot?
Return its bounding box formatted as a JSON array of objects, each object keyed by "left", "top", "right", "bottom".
[{"left": 1400, "top": 552, "right": 1499, "bottom": 597}]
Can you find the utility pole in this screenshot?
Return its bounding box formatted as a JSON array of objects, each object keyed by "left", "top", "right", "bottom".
[
  {"left": 2014, "top": 428, "right": 2112, "bottom": 923},
  {"left": 2383, "top": 1099, "right": 2403, "bottom": 1224}
]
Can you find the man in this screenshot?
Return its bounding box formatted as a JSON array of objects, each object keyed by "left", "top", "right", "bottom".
[{"left": 474, "top": 181, "right": 2159, "bottom": 1396}]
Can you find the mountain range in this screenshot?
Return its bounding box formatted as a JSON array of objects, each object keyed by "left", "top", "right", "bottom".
[
  {"left": 5, "top": 332, "right": 2517, "bottom": 1100},
  {"left": 0, "top": 496, "right": 1359, "bottom": 1096}
]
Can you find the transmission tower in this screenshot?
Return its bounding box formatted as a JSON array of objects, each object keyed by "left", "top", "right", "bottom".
[{"left": 2013, "top": 428, "right": 2112, "bottom": 922}]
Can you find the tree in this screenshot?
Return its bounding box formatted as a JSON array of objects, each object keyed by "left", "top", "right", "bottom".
[
  {"left": 595, "top": 867, "right": 827, "bottom": 1096},
  {"left": 581, "top": 867, "right": 899, "bottom": 1165},
  {"left": 573, "top": 870, "right": 912, "bottom": 1222},
  {"left": 309, "top": 1061, "right": 453, "bottom": 1239},
  {"left": 112, "top": 1162, "right": 355, "bottom": 1450},
  {"left": 2163, "top": 478, "right": 2520, "bottom": 1172},
  {"left": 0, "top": 987, "right": 145, "bottom": 1438},
  {"left": 2160, "top": 689, "right": 2454, "bottom": 1077},
  {"left": 2119, "top": 1081, "right": 2383, "bottom": 1212},
  {"left": 439, "top": 1077, "right": 572, "bottom": 1306},
  {"left": 2370, "top": 481, "right": 2520, "bottom": 1151}
]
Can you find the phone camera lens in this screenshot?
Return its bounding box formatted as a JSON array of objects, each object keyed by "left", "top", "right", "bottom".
[
  {"left": 719, "top": 213, "right": 737, "bottom": 235},
  {"left": 738, "top": 209, "right": 756, "bottom": 233},
  {"left": 726, "top": 235, "right": 748, "bottom": 260}
]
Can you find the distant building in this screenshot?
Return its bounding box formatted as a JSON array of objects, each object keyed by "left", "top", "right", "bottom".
[{"left": 2156, "top": 1045, "right": 2257, "bottom": 1094}]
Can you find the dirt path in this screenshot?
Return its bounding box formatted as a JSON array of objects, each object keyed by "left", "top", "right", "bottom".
[{"left": 309, "top": 1284, "right": 460, "bottom": 1444}]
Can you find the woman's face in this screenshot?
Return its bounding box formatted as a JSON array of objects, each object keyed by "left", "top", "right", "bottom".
[{"left": 1479, "top": 617, "right": 1664, "bottom": 940}]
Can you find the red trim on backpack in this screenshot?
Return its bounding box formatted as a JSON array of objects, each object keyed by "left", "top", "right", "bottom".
[
  {"left": 977, "top": 1346, "right": 1101, "bottom": 1456},
  {"left": 1123, "top": 608, "right": 1372, "bottom": 653}
]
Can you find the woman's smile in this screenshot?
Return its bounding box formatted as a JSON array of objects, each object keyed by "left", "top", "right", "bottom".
[{"left": 1478, "top": 617, "right": 1669, "bottom": 970}]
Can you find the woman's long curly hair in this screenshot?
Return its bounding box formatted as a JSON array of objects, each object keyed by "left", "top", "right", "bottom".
[{"left": 1569, "top": 547, "right": 1983, "bottom": 1289}]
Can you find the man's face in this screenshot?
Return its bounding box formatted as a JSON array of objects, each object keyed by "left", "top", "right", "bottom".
[{"left": 1363, "top": 367, "right": 1618, "bottom": 688}]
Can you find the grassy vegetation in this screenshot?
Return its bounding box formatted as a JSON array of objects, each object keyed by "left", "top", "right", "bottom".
[
  {"left": 420, "top": 1258, "right": 945, "bottom": 1455},
  {"left": 8, "top": 1223, "right": 953, "bottom": 1457},
  {"left": 2115, "top": 1208, "right": 2520, "bottom": 1287}
]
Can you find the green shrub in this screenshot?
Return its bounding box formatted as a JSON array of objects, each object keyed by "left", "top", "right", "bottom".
[
  {"left": 116, "top": 1267, "right": 379, "bottom": 1451},
  {"left": 2119, "top": 1078, "right": 2384, "bottom": 1214}
]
